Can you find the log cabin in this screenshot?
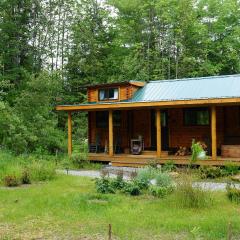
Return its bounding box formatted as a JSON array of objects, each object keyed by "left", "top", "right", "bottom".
[{"left": 56, "top": 74, "right": 240, "bottom": 167}]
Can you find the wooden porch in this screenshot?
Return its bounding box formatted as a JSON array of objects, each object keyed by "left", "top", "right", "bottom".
[
  {"left": 88, "top": 152, "right": 240, "bottom": 167},
  {"left": 66, "top": 105, "right": 240, "bottom": 167}
]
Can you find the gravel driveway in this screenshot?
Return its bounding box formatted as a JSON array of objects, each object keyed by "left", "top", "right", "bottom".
[{"left": 58, "top": 167, "right": 240, "bottom": 191}]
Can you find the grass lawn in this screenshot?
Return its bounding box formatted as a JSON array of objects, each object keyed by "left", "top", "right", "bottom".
[{"left": 0, "top": 175, "right": 240, "bottom": 240}]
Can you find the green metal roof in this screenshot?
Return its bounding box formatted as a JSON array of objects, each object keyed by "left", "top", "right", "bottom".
[{"left": 131, "top": 74, "right": 240, "bottom": 102}]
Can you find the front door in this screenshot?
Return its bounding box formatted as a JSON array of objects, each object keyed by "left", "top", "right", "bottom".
[{"left": 151, "top": 110, "right": 169, "bottom": 151}]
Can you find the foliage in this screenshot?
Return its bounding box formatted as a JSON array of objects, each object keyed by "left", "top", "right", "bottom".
[
  {"left": 28, "top": 161, "right": 56, "bottom": 182},
  {"left": 226, "top": 184, "right": 240, "bottom": 204},
  {"left": 1, "top": 176, "right": 240, "bottom": 239},
  {"left": 134, "top": 167, "right": 174, "bottom": 192},
  {"left": 1, "top": 0, "right": 240, "bottom": 157},
  {"left": 191, "top": 139, "right": 206, "bottom": 163},
  {"left": 155, "top": 172, "right": 174, "bottom": 188},
  {"left": 69, "top": 154, "right": 102, "bottom": 170},
  {"left": 223, "top": 163, "right": 239, "bottom": 176},
  {"left": 162, "top": 160, "right": 177, "bottom": 172},
  {"left": 147, "top": 159, "right": 158, "bottom": 168},
  {"left": 199, "top": 166, "right": 223, "bottom": 179},
  {"left": 135, "top": 167, "right": 161, "bottom": 189},
  {"left": 3, "top": 175, "right": 20, "bottom": 187},
  {"left": 199, "top": 164, "right": 239, "bottom": 179},
  {"left": 0, "top": 151, "right": 56, "bottom": 186},
  {"left": 149, "top": 171, "right": 174, "bottom": 198},
  {"left": 0, "top": 72, "right": 65, "bottom": 155},
  {"left": 175, "top": 178, "right": 213, "bottom": 209},
  {"left": 122, "top": 182, "right": 141, "bottom": 196},
  {"left": 95, "top": 177, "right": 115, "bottom": 194},
  {"left": 134, "top": 168, "right": 152, "bottom": 189},
  {"left": 149, "top": 185, "right": 174, "bottom": 198},
  {"left": 110, "top": 175, "right": 126, "bottom": 190},
  {"left": 21, "top": 169, "right": 31, "bottom": 184},
  {"left": 133, "top": 177, "right": 149, "bottom": 190}
]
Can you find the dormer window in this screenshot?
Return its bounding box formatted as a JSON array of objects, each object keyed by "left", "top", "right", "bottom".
[{"left": 99, "top": 88, "right": 119, "bottom": 101}]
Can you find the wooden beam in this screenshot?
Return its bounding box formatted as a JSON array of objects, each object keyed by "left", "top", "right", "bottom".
[
  {"left": 109, "top": 110, "right": 113, "bottom": 156},
  {"left": 211, "top": 106, "right": 217, "bottom": 160},
  {"left": 88, "top": 153, "right": 240, "bottom": 167},
  {"left": 56, "top": 97, "right": 240, "bottom": 112},
  {"left": 156, "top": 109, "right": 161, "bottom": 158},
  {"left": 68, "top": 111, "right": 72, "bottom": 156},
  {"left": 129, "top": 81, "right": 146, "bottom": 87}
]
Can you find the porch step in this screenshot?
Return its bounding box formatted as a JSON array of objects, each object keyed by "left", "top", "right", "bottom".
[
  {"left": 142, "top": 150, "right": 169, "bottom": 156},
  {"left": 160, "top": 151, "right": 169, "bottom": 157},
  {"left": 142, "top": 150, "right": 156, "bottom": 155}
]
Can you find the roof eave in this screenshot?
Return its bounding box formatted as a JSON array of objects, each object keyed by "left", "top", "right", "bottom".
[{"left": 56, "top": 97, "right": 240, "bottom": 112}]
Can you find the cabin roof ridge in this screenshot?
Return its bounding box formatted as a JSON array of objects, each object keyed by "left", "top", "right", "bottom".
[{"left": 148, "top": 73, "right": 240, "bottom": 83}]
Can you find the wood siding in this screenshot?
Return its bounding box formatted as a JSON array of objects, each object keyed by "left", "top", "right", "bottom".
[
  {"left": 168, "top": 107, "right": 224, "bottom": 149},
  {"left": 88, "top": 107, "right": 238, "bottom": 152},
  {"left": 87, "top": 84, "right": 139, "bottom": 102},
  {"left": 88, "top": 109, "right": 151, "bottom": 149}
]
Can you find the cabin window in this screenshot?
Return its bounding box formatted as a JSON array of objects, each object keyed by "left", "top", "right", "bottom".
[
  {"left": 99, "top": 88, "right": 119, "bottom": 101},
  {"left": 96, "top": 111, "right": 121, "bottom": 128},
  {"left": 184, "top": 108, "right": 209, "bottom": 126}
]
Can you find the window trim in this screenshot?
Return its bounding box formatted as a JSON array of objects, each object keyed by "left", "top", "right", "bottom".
[
  {"left": 183, "top": 108, "right": 210, "bottom": 126},
  {"left": 98, "top": 87, "right": 119, "bottom": 101}
]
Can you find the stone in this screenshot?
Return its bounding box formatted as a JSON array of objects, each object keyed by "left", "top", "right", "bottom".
[{"left": 231, "top": 174, "right": 240, "bottom": 182}]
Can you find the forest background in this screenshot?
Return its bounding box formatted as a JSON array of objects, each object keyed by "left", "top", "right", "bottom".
[{"left": 1, "top": 0, "right": 240, "bottom": 155}]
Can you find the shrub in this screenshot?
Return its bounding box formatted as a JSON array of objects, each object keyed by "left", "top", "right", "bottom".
[
  {"left": 122, "top": 182, "right": 141, "bottom": 196},
  {"left": 71, "top": 154, "right": 89, "bottom": 168},
  {"left": 21, "top": 170, "right": 31, "bottom": 184},
  {"left": 3, "top": 175, "right": 20, "bottom": 187},
  {"left": 111, "top": 175, "right": 126, "bottom": 190},
  {"left": 134, "top": 178, "right": 149, "bottom": 190},
  {"left": 226, "top": 184, "right": 240, "bottom": 203},
  {"left": 175, "top": 179, "right": 213, "bottom": 208},
  {"left": 29, "top": 161, "right": 56, "bottom": 181},
  {"left": 191, "top": 139, "right": 206, "bottom": 163},
  {"left": 0, "top": 164, "right": 22, "bottom": 186},
  {"left": 155, "top": 172, "right": 173, "bottom": 188},
  {"left": 199, "top": 166, "right": 223, "bottom": 179},
  {"left": 149, "top": 185, "right": 174, "bottom": 198},
  {"left": 162, "top": 160, "right": 176, "bottom": 172},
  {"left": 147, "top": 159, "right": 158, "bottom": 168},
  {"left": 135, "top": 167, "right": 160, "bottom": 189},
  {"left": 223, "top": 163, "right": 239, "bottom": 176},
  {"left": 95, "top": 177, "right": 115, "bottom": 194}
]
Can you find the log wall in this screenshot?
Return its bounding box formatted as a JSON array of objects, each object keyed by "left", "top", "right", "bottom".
[
  {"left": 168, "top": 107, "right": 224, "bottom": 148},
  {"left": 88, "top": 107, "right": 238, "bottom": 152},
  {"left": 87, "top": 84, "right": 139, "bottom": 102}
]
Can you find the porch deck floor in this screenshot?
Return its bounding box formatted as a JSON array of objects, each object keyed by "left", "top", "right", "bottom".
[{"left": 88, "top": 153, "right": 240, "bottom": 167}]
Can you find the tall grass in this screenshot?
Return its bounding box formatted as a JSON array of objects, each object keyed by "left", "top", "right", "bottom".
[
  {"left": 174, "top": 177, "right": 213, "bottom": 209},
  {"left": 0, "top": 150, "right": 56, "bottom": 186},
  {"left": 27, "top": 161, "right": 56, "bottom": 181}
]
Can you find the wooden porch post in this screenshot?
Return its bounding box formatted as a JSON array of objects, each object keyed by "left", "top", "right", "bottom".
[
  {"left": 211, "top": 106, "right": 217, "bottom": 160},
  {"left": 109, "top": 110, "right": 113, "bottom": 156},
  {"left": 156, "top": 109, "right": 161, "bottom": 158},
  {"left": 68, "top": 111, "right": 72, "bottom": 156}
]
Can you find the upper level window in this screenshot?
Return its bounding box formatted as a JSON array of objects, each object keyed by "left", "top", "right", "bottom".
[
  {"left": 99, "top": 88, "right": 119, "bottom": 101},
  {"left": 184, "top": 108, "right": 209, "bottom": 126}
]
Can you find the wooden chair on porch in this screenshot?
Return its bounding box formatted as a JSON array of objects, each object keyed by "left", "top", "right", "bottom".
[
  {"left": 89, "top": 134, "right": 101, "bottom": 153},
  {"left": 114, "top": 136, "right": 122, "bottom": 154}
]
